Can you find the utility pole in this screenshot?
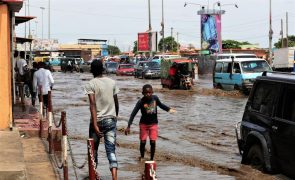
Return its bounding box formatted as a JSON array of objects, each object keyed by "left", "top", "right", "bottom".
[
  {"left": 28, "top": 0, "right": 32, "bottom": 63},
  {"left": 35, "top": 21, "right": 38, "bottom": 38},
  {"left": 281, "top": 19, "right": 283, "bottom": 48},
  {"left": 161, "top": 0, "right": 165, "bottom": 53},
  {"left": 48, "top": 0, "right": 50, "bottom": 40},
  {"left": 148, "top": 0, "right": 152, "bottom": 31},
  {"left": 268, "top": 0, "right": 273, "bottom": 65},
  {"left": 40, "top": 7, "right": 45, "bottom": 40},
  {"left": 286, "top": 12, "right": 288, "bottom": 47},
  {"left": 177, "top": 32, "right": 179, "bottom": 54},
  {"left": 171, "top": 27, "right": 173, "bottom": 52}
]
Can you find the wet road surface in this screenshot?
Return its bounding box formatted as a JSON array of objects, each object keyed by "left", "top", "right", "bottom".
[{"left": 50, "top": 72, "right": 290, "bottom": 180}]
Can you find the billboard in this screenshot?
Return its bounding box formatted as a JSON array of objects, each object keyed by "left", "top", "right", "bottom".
[
  {"left": 100, "top": 44, "right": 108, "bottom": 56},
  {"left": 137, "top": 32, "right": 157, "bottom": 52},
  {"left": 201, "top": 14, "right": 222, "bottom": 54}
]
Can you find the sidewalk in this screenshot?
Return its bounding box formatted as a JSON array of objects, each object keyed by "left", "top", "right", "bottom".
[{"left": 0, "top": 101, "right": 59, "bottom": 180}]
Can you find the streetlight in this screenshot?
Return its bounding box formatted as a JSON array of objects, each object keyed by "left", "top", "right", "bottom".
[
  {"left": 184, "top": 2, "right": 205, "bottom": 9},
  {"left": 40, "top": 7, "right": 45, "bottom": 40},
  {"left": 213, "top": 1, "right": 238, "bottom": 9},
  {"left": 213, "top": 2, "right": 238, "bottom": 14}
]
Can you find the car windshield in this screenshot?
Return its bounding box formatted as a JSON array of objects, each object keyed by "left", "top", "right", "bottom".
[
  {"left": 120, "top": 64, "right": 133, "bottom": 69},
  {"left": 147, "top": 62, "right": 160, "bottom": 68},
  {"left": 241, "top": 61, "right": 272, "bottom": 73},
  {"left": 106, "top": 63, "right": 117, "bottom": 68}
]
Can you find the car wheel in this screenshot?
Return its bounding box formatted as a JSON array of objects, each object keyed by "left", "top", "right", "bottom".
[
  {"left": 215, "top": 83, "right": 222, "bottom": 89},
  {"left": 246, "top": 144, "right": 265, "bottom": 171},
  {"left": 234, "top": 84, "right": 240, "bottom": 90}
]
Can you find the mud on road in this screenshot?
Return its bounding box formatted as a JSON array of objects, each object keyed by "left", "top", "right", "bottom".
[{"left": 51, "top": 72, "right": 288, "bottom": 180}]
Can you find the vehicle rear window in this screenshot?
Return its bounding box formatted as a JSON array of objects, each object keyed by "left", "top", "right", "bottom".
[
  {"left": 276, "top": 86, "right": 295, "bottom": 121},
  {"left": 147, "top": 62, "right": 160, "bottom": 68},
  {"left": 251, "top": 82, "right": 278, "bottom": 116}
]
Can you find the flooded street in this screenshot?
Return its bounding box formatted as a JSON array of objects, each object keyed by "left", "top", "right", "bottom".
[{"left": 51, "top": 72, "right": 285, "bottom": 180}]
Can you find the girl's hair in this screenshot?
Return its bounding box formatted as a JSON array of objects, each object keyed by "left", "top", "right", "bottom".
[{"left": 142, "top": 84, "right": 153, "bottom": 91}]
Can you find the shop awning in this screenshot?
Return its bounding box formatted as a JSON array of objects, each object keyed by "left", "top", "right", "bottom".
[
  {"left": 15, "top": 16, "right": 36, "bottom": 26},
  {"left": 16, "top": 37, "right": 33, "bottom": 44},
  {"left": 1, "top": 0, "right": 23, "bottom": 12}
]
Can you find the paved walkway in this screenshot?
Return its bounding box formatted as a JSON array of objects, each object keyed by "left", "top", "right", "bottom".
[{"left": 0, "top": 100, "right": 59, "bottom": 180}]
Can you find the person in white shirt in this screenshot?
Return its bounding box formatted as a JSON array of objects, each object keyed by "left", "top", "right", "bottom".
[
  {"left": 33, "top": 62, "right": 54, "bottom": 108},
  {"left": 15, "top": 51, "right": 28, "bottom": 82}
]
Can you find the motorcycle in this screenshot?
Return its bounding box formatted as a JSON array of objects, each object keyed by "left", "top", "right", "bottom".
[{"left": 180, "top": 74, "right": 192, "bottom": 90}]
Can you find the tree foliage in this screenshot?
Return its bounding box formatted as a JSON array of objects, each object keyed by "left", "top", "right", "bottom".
[
  {"left": 158, "top": 36, "right": 179, "bottom": 52},
  {"left": 274, "top": 35, "right": 295, "bottom": 48},
  {"left": 108, "top": 45, "right": 121, "bottom": 55},
  {"left": 222, "top": 40, "right": 251, "bottom": 49},
  {"left": 133, "top": 41, "right": 138, "bottom": 54}
]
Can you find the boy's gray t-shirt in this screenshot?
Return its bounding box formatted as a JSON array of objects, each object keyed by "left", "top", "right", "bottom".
[{"left": 84, "top": 77, "right": 119, "bottom": 121}]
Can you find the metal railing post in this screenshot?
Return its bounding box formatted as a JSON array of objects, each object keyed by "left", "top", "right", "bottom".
[
  {"left": 48, "top": 91, "right": 53, "bottom": 154},
  {"left": 61, "top": 111, "right": 68, "bottom": 180},
  {"left": 88, "top": 138, "right": 99, "bottom": 180},
  {"left": 145, "top": 161, "right": 157, "bottom": 180},
  {"left": 39, "top": 86, "right": 43, "bottom": 138},
  {"left": 17, "top": 82, "right": 26, "bottom": 111}
]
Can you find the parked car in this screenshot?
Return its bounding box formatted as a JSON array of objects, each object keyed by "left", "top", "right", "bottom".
[
  {"left": 213, "top": 58, "right": 272, "bottom": 94},
  {"left": 116, "top": 64, "right": 134, "bottom": 76},
  {"left": 105, "top": 62, "right": 118, "bottom": 74},
  {"left": 216, "top": 53, "right": 257, "bottom": 60},
  {"left": 143, "top": 61, "right": 161, "bottom": 79},
  {"left": 134, "top": 61, "right": 148, "bottom": 78},
  {"left": 79, "top": 61, "right": 91, "bottom": 73},
  {"left": 235, "top": 71, "right": 295, "bottom": 178},
  {"left": 80, "top": 58, "right": 102, "bottom": 73}
]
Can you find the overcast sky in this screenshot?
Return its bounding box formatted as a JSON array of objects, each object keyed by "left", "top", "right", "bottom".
[{"left": 15, "top": 0, "right": 295, "bottom": 51}]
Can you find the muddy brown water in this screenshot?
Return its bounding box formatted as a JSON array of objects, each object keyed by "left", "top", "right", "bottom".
[{"left": 50, "top": 72, "right": 289, "bottom": 180}]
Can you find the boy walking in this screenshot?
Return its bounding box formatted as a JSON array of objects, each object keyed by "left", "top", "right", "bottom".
[{"left": 125, "top": 84, "right": 176, "bottom": 161}]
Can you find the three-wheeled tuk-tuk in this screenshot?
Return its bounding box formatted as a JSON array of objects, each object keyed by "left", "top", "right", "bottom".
[{"left": 160, "top": 58, "right": 195, "bottom": 89}]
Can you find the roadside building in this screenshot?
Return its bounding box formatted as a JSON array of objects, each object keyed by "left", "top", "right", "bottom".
[
  {"left": 59, "top": 39, "right": 108, "bottom": 61},
  {"left": 0, "top": 0, "right": 30, "bottom": 129}
]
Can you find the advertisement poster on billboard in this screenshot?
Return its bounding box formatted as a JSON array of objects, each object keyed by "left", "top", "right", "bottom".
[
  {"left": 137, "top": 32, "right": 157, "bottom": 52},
  {"left": 201, "top": 14, "right": 221, "bottom": 54}
]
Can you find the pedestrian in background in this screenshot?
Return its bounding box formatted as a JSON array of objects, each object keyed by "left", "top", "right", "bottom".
[
  {"left": 29, "top": 62, "right": 38, "bottom": 106},
  {"left": 84, "top": 60, "right": 119, "bottom": 180},
  {"left": 33, "top": 62, "right": 54, "bottom": 108},
  {"left": 15, "top": 51, "right": 28, "bottom": 82},
  {"left": 125, "top": 84, "right": 176, "bottom": 161}
]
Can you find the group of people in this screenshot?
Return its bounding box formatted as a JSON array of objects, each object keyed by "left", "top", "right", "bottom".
[
  {"left": 84, "top": 60, "right": 176, "bottom": 180},
  {"left": 17, "top": 54, "right": 174, "bottom": 179},
  {"left": 14, "top": 51, "right": 54, "bottom": 108}
]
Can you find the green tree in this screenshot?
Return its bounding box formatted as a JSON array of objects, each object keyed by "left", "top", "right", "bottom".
[
  {"left": 158, "top": 36, "right": 179, "bottom": 52},
  {"left": 108, "top": 45, "right": 121, "bottom": 55},
  {"left": 133, "top": 41, "right": 138, "bottom": 54},
  {"left": 274, "top": 35, "right": 295, "bottom": 48},
  {"left": 222, "top": 40, "right": 242, "bottom": 49}
]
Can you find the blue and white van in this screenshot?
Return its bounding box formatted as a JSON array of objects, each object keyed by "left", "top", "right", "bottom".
[{"left": 213, "top": 58, "right": 272, "bottom": 93}]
